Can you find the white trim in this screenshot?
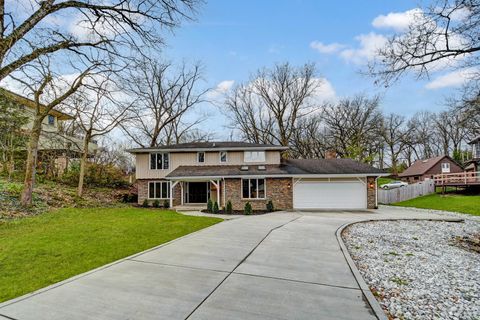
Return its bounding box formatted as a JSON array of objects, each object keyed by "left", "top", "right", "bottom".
[
  {"left": 149, "top": 152, "right": 170, "bottom": 170},
  {"left": 148, "top": 181, "right": 171, "bottom": 199},
  {"left": 197, "top": 152, "right": 205, "bottom": 163},
  {"left": 127, "top": 146, "right": 289, "bottom": 153},
  {"left": 219, "top": 151, "right": 228, "bottom": 163},
  {"left": 241, "top": 178, "right": 266, "bottom": 200}
]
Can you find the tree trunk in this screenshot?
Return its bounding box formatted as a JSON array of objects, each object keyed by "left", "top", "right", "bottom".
[
  {"left": 77, "top": 134, "right": 91, "bottom": 197},
  {"left": 20, "top": 116, "right": 43, "bottom": 207}
]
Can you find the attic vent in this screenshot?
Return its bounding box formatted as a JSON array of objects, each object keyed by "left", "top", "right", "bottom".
[
  {"left": 257, "top": 165, "right": 266, "bottom": 171},
  {"left": 240, "top": 166, "right": 249, "bottom": 171},
  {"left": 422, "top": 160, "right": 428, "bottom": 163}
]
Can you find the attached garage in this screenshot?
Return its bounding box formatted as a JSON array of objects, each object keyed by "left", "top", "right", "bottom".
[{"left": 293, "top": 178, "right": 367, "bottom": 210}]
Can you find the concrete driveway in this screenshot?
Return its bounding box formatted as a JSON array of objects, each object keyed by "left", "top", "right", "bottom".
[{"left": 0, "top": 207, "right": 449, "bottom": 320}]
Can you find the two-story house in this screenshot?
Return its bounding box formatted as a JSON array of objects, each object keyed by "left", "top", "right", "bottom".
[
  {"left": 128, "top": 142, "right": 387, "bottom": 211},
  {"left": 0, "top": 88, "right": 98, "bottom": 173}
]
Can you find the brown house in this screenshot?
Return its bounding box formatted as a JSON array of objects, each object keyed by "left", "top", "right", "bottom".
[
  {"left": 399, "top": 155, "right": 463, "bottom": 183},
  {"left": 127, "top": 142, "right": 387, "bottom": 211}
]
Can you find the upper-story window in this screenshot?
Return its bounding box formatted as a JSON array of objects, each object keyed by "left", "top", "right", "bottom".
[
  {"left": 197, "top": 152, "right": 205, "bottom": 163},
  {"left": 150, "top": 152, "right": 169, "bottom": 170},
  {"left": 219, "top": 151, "right": 227, "bottom": 163},
  {"left": 47, "top": 115, "right": 55, "bottom": 126},
  {"left": 244, "top": 151, "right": 265, "bottom": 163},
  {"left": 441, "top": 162, "right": 450, "bottom": 173}
]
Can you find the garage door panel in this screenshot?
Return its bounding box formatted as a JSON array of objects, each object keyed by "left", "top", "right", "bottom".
[{"left": 293, "top": 180, "right": 367, "bottom": 209}]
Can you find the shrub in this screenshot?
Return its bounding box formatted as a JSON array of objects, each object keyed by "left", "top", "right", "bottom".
[
  {"left": 213, "top": 201, "right": 219, "bottom": 214},
  {"left": 142, "top": 199, "right": 149, "bottom": 207},
  {"left": 207, "top": 198, "right": 213, "bottom": 212},
  {"left": 266, "top": 200, "right": 274, "bottom": 212},
  {"left": 163, "top": 199, "right": 170, "bottom": 209},
  {"left": 226, "top": 200, "right": 233, "bottom": 214},
  {"left": 244, "top": 202, "right": 252, "bottom": 215},
  {"left": 152, "top": 200, "right": 160, "bottom": 208},
  {"left": 60, "top": 161, "right": 128, "bottom": 188}
]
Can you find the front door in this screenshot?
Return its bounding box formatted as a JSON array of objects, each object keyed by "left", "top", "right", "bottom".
[{"left": 187, "top": 182, "right": 208, "bottom": 203}]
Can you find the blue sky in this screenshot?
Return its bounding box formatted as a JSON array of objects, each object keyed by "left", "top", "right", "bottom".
[{"left": 159, "top": 0, "right": 466, "bottom": 138}]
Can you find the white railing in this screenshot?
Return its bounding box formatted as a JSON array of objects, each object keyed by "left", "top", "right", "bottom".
[
  {"left": 378, "top": 181, "right": 435, "bottom": 204},
  {"left": 433, "top": 171, "right": 480, "bottom": 185}
]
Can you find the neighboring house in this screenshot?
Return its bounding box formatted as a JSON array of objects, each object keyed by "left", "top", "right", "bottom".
[
  {"left": 0, "top": 88, "right": 98, "bottom": 173},
  {"left": 127, "top": 142, "right": 387, "bottom": 210},
  {"left": 465, "top": 136, "right": 480, "bottom": 173},
  {"left": 398, "top": 155, "right": 463, "bottom": 183}
]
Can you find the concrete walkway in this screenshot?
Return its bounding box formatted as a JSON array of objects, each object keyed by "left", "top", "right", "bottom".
[{"left": 0, "top": 207, "right": 453, "bottom": 320}]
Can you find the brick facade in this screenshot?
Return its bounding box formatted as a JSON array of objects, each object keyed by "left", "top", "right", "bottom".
[
  {"left": 137, "top": 179, "right": 181, "bottom": 207},
  {"left": 138, "top": 177, "right": 376, "bottom": 210},
  {"left": 224, "top": 178, "right": 293, "bottom": 211},
  {"left": 367, "top": 176, "right": 377, "bottom": 209}
]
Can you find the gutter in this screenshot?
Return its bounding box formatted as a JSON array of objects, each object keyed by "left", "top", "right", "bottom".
[{"left": 166, "top": 173, "right": 390, "bottom": 180}]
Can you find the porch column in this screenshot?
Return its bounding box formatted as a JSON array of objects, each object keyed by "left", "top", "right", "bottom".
[
  {"left": 180, "top": 182, "right": 184, "bottom": 205},
  {"left": 217, "top": 179, "right": 220, "bottom": 206}
]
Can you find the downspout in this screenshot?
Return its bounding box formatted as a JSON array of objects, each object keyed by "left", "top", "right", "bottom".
[{"left": 375, "top": 177, "right": 379, "bottom": 209}]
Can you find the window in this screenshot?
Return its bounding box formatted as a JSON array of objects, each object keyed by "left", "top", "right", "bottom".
[
  {"left": 150, "top": 153, "right": 169, "bottom": 170},
  {"left": 219, "top": 151, "right": 227, "bottom": 163},
  {"left": 197, "top": 152, "right": 205, "bottom": 163},
  {"left": 148, "top": 181, "right": 170, "bottom": 199},
  {"left": 242, "top": 178, "right": 265, "bottom": 199},
  {"left": 244, "top": 151, "right": 266, "bottom": 163},
  {"left": 441, "top": 162, "right": 450, "bottom": 173},
  {"left": 47, "top": 115, "right": 55, "bottom": 125}
]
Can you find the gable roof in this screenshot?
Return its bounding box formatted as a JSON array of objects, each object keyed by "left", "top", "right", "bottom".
[
  {"left": 127, "top": 141, "right": 289, "bottom": 153},
  {"left": 166, "top": 158, "right": 386, "bottom": 179},
  {"left": 399, "top": 155, "right": 460, "bottom": 177},
  {"left": 0, "top": 87, "right": 74, "bottom": 120}
]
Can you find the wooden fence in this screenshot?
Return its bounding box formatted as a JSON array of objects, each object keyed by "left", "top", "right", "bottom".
[{"left": 378, "top": 180, "right": 435, "bottom": 204}]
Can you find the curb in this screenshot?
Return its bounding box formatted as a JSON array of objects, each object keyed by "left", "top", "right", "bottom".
[{"left": 335, "top": 217, "right": 464, "bottom": 320}]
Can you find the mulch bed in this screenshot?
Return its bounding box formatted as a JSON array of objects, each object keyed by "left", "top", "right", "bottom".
[{"left": 201, "top": 209, "right": 275, "bottom": 215}]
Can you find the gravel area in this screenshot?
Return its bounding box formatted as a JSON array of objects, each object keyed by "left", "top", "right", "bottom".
[{"left": 343, "top": 219, "right": 480, "bottom": 320}]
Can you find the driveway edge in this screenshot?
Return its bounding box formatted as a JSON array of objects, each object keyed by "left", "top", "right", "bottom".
[
  {"left": 0, "top": 216, "right": 228, "bottom": 309},
  {"left": 336, "top": 221, "right": 388, "bottom": 320},
  {"left": 336, "top": 217, "right": 464, "bottom": 320}
]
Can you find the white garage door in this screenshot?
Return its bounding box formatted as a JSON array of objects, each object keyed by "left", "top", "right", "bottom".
[{"left": 293, "top": 180, "right": 367, "bottom": 210}]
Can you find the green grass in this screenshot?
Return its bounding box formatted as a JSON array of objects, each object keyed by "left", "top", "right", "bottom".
[
  {"left": 0, "top": 207, "right": 222, "bottom": 302},
  {"left": 393, "top": 193, "right": 480, "bottom": 216}
]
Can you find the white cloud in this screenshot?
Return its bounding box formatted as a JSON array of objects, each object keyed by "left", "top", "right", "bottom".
[
  {"left": 425, "top": 68, "right": 478, "bottom": 89},
  {"left": 310, "top": 41, "right": 345, "bottom": 54},
  {"left": 208, "top": 80, "right": 235, "bottom": 99},
  {"left": 339, "top": 32, "right": 388, "bottom": 65},
  {"left": 372, "top": 8, "right": 422, "bottom": 31},
  {"left": 311, "top": 78, "right": 337, "bottom": 103}
]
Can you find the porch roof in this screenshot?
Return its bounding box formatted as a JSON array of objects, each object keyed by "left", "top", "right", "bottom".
[{"left": 166, "top": 159, "right": 387, "bottom": 179}]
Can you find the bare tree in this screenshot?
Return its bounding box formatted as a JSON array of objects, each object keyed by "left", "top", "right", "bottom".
[
  {"left": 224, "top": 62, "right": 323, "bottom": 148},
  {"left": 69, "top": 74, "right": 131, "bottom": 197},
  {"left": 369, "top": 0, "right": 480, "bottom": 86},
  {"left": 1, "top": 0, "right": 199, "bottom": 80},
  {"left": 11, "top": 58, "right": 99, "bottom": 206},
  {"left": 120, "top": 59, "right": 208, "bottom": 147},
  {"left": 380, "top": 113, "right": 407, "bottom": 175},
  {"left": 322, "top": 95, "right": 383, "bottom": 163},
  {"left": 290, "top": 115, "right": 327, "bottom": 159}
]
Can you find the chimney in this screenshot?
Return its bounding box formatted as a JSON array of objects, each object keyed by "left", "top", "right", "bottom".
[{"left": 325, "top": 150, "right": 337, "bottom": 159}]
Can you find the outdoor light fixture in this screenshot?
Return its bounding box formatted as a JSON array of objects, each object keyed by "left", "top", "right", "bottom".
[{"left": 369, "top": 182, "right": 374, "bottom": 188}]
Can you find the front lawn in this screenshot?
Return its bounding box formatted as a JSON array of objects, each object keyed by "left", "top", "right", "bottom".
[
  {"left": 393, "top": 193, "right": 480, "bottom": 216},
  {"left": 0, "top": 207, "right": 222, "bottom": 302}
]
